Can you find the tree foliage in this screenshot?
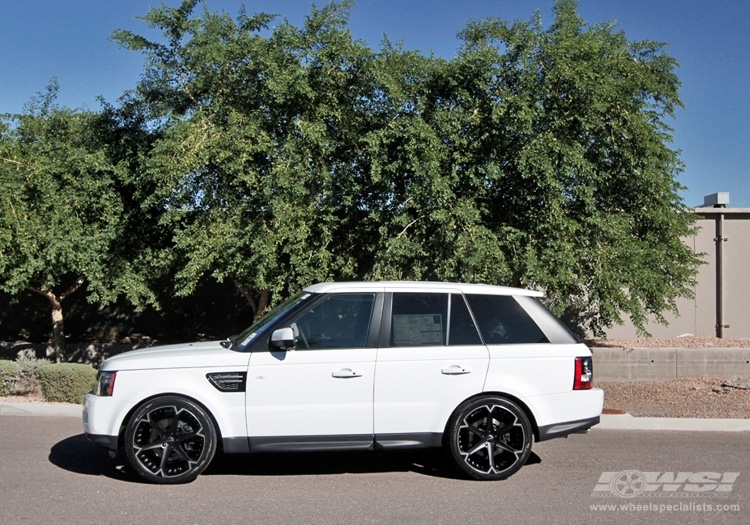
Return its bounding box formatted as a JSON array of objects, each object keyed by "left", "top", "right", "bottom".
[
  {"left": 0, "top": 84, "right": 156, "bottom": 359},
  {"left": 112, "top": 0, "right": 699, "bottom": 334},
  {"left": 1, "top": 0, "right": 700, "bottom": 348},
  {"left": 112, "top": 0, "right": 378, "bottom": 318}
]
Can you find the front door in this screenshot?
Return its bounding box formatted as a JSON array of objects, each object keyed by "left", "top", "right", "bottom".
[{"left": 245, "top": 292, "right": 379, "bottom": 450}]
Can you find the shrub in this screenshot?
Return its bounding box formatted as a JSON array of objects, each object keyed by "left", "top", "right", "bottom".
[
  {"left": 37, "top": 363, "right": 97, "bottom": 403},
  {"left": 15, "top": 357, "right": 50, "bottom": 395},
  {"left": 0, "top": 360, "right": 20, "bottom": 396}
]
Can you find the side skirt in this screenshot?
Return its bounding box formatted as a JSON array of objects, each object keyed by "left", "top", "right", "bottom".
[{"left": 223, "top": 433, "right": 446, "bottom": 454}]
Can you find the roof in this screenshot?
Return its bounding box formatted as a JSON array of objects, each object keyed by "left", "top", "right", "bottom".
[{"left": 303, "top": 281, "right": 544, "bottom": 297}]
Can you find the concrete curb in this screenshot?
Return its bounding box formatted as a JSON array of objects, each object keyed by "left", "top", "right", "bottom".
[
  {"left": 596, "top": 413, "right": 750, "bottom": 432},
  {"left": 2, "top": 402, "right": 749, "bottom": 433}
]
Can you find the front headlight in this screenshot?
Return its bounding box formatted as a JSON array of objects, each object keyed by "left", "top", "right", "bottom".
[{"left": 94, "top": 371, "right": 117, "bottom": 396}]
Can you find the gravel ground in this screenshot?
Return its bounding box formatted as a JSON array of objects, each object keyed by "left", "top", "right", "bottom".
[
  {"left": 592, "top": 335, "right": 750, "bottom": 418},
  {"left": 599, "top": 377, "right": 750, "bottom": 418},
  {"left": 587, "top": 335, "right": 750, "bottom": 418}
]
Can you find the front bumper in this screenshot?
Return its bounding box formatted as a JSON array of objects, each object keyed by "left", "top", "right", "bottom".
[
  {"left": 82, "top": 393, "right": 128, "bottom": 452},
  {"left": 85, "top": 432, "right": 119, "bottom": 451}
]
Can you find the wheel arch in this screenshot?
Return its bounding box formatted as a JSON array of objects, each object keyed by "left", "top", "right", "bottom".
[
  {"left": 115, "top": 392, "right": 224, "bottom": 451},
  {"left": 443, "top": 391, "right": 540, "bottom": 443}
]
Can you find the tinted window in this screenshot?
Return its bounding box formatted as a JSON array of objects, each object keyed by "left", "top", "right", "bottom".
[
  {"left": 237, "top": 292, "right": 311, "bottom": 350},
  {"left": 391, "top": 293, "right": 448, "bottom": 346},
  {"left": 448, "top": 294, "right": 482, "bottom": 346},
  {"left": 514, "top": 295, "right": 579, "bottom": 344},
  {"left": 287, "top": 293, "right": 376, "bottom": 349},
  {"left": 465, "top": 295, "right": 548, "bottom": 345}
]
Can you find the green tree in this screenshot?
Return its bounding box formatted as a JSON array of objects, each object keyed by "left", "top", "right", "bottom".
[
  {"left": 428, "top": 0, "right": 699, "bottom": 335},
  {"left": 112, "top": 0, "right": 376, "bottom": 318},
  {"left": 111, "top": 0, "right": 699, "bottom": 336},
  {"left": 0, "top": 84, "right": 156, "bottom": 360}
]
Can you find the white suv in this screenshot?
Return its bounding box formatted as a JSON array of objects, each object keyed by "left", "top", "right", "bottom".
[{"left": 83, "top": 281, "right": 603, "bottom": 483}]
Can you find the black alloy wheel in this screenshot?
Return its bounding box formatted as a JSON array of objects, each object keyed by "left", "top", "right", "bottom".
[
  {"left": 447, "top": 396, "right": 532, "bottom": 480},
  {"left": 124, "top": 396, "right": 217, "bottom": 484}
]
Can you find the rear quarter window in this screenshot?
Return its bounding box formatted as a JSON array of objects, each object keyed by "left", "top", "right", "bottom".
[{"left": 465, "top": 294, "right": 548, "bottom": 345}]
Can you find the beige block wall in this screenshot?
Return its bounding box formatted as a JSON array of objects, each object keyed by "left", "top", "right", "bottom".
[
  {"left": 593, "top": 347, "right": 750, "bottom": 381},
  {"left": 604, "top": 209, "right": 750, "bottom": 340}
]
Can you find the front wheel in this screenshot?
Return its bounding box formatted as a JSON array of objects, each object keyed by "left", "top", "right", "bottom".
[
  {"left": 447, "top": 396, "right": 532, "bottom": 480},
  {"left": 124, "top": 396, "right": 217, "bottom": 484}
]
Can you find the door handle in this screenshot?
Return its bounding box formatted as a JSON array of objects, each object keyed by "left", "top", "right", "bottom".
[
  {"left": 332, "top": 368, "right": 363, "bottom": 378},
  {"left": 441, "top": 365, "right": 471, "bottom": 375}
]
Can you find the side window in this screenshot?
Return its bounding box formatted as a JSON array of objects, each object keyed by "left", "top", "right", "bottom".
[
  {"left": 448, "top": 294, "right": 482, "bottom": 346},
  {"left": 465, "top": 295, "right": 549, "bottom": 345},
  {"left": 287, "top": 293, "right": 375, "bottom": 350},
  {"left": 391, "top": 293, "right": 448, "bottom": 346}
]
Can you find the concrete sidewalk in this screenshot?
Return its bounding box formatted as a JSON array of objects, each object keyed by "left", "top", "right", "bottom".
[
  {"left": 1, "top": 401, "right": 749, "bottom": 432},
  {"left": 0, "top": 401, "right": 82, "bottom": 418}
]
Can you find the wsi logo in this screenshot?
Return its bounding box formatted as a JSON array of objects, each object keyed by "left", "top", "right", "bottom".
[{"left": 592, "top": 471, "right": 740, "bottom": 498}]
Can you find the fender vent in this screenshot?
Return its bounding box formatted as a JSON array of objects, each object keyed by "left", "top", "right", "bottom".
[{"left": 207, "top": 372, "right": 247, "bottom": 392}]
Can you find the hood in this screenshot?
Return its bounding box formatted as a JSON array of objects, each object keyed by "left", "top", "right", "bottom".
[{"left": 100, "top": 341, "right": 250, "bottom": 371}]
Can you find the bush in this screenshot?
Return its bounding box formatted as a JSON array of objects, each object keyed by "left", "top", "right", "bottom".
[
  {"left": 37, "top": 363, "right": 97, "bottom": 403},
  {"left": 15, "top": 357, "right": 50, "bottom": 395},
  {"left": 0, "top": 360, "right": 20, "bottom": 396}
]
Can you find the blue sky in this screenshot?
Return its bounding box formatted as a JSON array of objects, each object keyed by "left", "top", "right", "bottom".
[{"left": 1, "top": 0, "right": 748, "bottom": 207}]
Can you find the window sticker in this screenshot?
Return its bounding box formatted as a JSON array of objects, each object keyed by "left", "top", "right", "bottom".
[
  {"left": 240, "top": 332, "right": 257, "bottom": 346},
  {"left": 393, "top": 314, "right": 443, "bottom": 346}
]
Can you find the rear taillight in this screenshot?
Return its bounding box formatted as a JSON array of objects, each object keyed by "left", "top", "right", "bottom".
[{"left": 573, "top": 356, "right": 593, "bottom": 390}]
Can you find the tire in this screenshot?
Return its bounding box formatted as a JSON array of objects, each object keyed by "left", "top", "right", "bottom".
[
  {"left": 447, "top": 396, "right": 532, "bottom": 481},
  {"left": 124, "top": 396, "right": 217, "bottom": 484}
]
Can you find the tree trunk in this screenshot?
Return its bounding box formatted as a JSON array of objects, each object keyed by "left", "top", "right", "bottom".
[
  {"left": 236, "top": 283, "right": 271, "bottom": 321},
  {"left": 26, "top": 278, "right": 84, "bottom": 362},
  {"left": 49, "top": 295, "right": 65, "bottom": 362}
]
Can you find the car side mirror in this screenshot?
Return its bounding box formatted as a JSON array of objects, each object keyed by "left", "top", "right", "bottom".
[{"left": 270, "top": 327, "right": 296, "bottom": 350}]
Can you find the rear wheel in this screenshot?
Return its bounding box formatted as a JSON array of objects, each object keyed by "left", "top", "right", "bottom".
[
  {"left": 447, "top": 396, "right": 532, "bottom": 480},
  {"left": 124, "top": 396, "right": 217, "bottom": 484}
]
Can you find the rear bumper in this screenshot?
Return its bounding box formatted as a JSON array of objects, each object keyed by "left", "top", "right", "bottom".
[{"left": 537, "top": 415, "right": 600, "bottom": 441}]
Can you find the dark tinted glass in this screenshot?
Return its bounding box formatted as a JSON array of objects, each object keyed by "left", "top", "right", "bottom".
[
  {"left": 465, "top": 295, "right": 548, "bottom": 345},
  {"left": 514, "top": 295, "right": 579, "bottom": 344},
  {"left": 391, "top": 293, "right": 448, "bottom": 346},
  {"left": 448, "top": 294, "right": 482, "bottom": 346},
  {"left": 288, "top": 293, "right": 375, "bottom": 349}
]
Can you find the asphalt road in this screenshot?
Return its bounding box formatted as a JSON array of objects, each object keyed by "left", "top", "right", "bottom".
[{"left": 0, "top": 416, "right": 747, "bottom": 524}]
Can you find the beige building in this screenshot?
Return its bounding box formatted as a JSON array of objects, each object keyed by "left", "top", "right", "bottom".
[{"left": 605, "top": 193, "right": 750, "bottom": 339}]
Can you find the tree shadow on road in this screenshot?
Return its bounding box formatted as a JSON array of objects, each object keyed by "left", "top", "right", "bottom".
[{"left": 49, "top": 434, "right": 542, "bottom": 482}]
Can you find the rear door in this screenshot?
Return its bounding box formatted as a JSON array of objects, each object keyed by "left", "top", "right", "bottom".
[{"left": 373, "top": 289, "right": 489, "bottom": 446}]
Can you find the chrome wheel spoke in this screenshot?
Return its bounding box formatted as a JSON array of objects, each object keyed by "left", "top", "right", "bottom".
[
  {"left": 486, "top": 442, "right": 496, "bottom": 471},
  {"left": 139, "top": 441, "right": 166, "bottom": 452},
  {"left": 466, "top": 439, "right": 489, "bottom": 456},
  {"left": 171, "top": 442, "right": 195, "bottom": 465},
  {"left": 494, "top": 440, "right": 520, "bottom": 455},
  {"left": 158, "top": 443, "right": 172, "bottom": 472}
]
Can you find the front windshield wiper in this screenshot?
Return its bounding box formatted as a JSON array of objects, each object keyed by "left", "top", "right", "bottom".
[{"left": 219, "top": 336, "right": 235, "bottom": 350}]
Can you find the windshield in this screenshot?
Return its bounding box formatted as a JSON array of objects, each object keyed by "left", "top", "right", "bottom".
[{"left": 232, "top": 291, "right": 311, "bottom": 351}]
